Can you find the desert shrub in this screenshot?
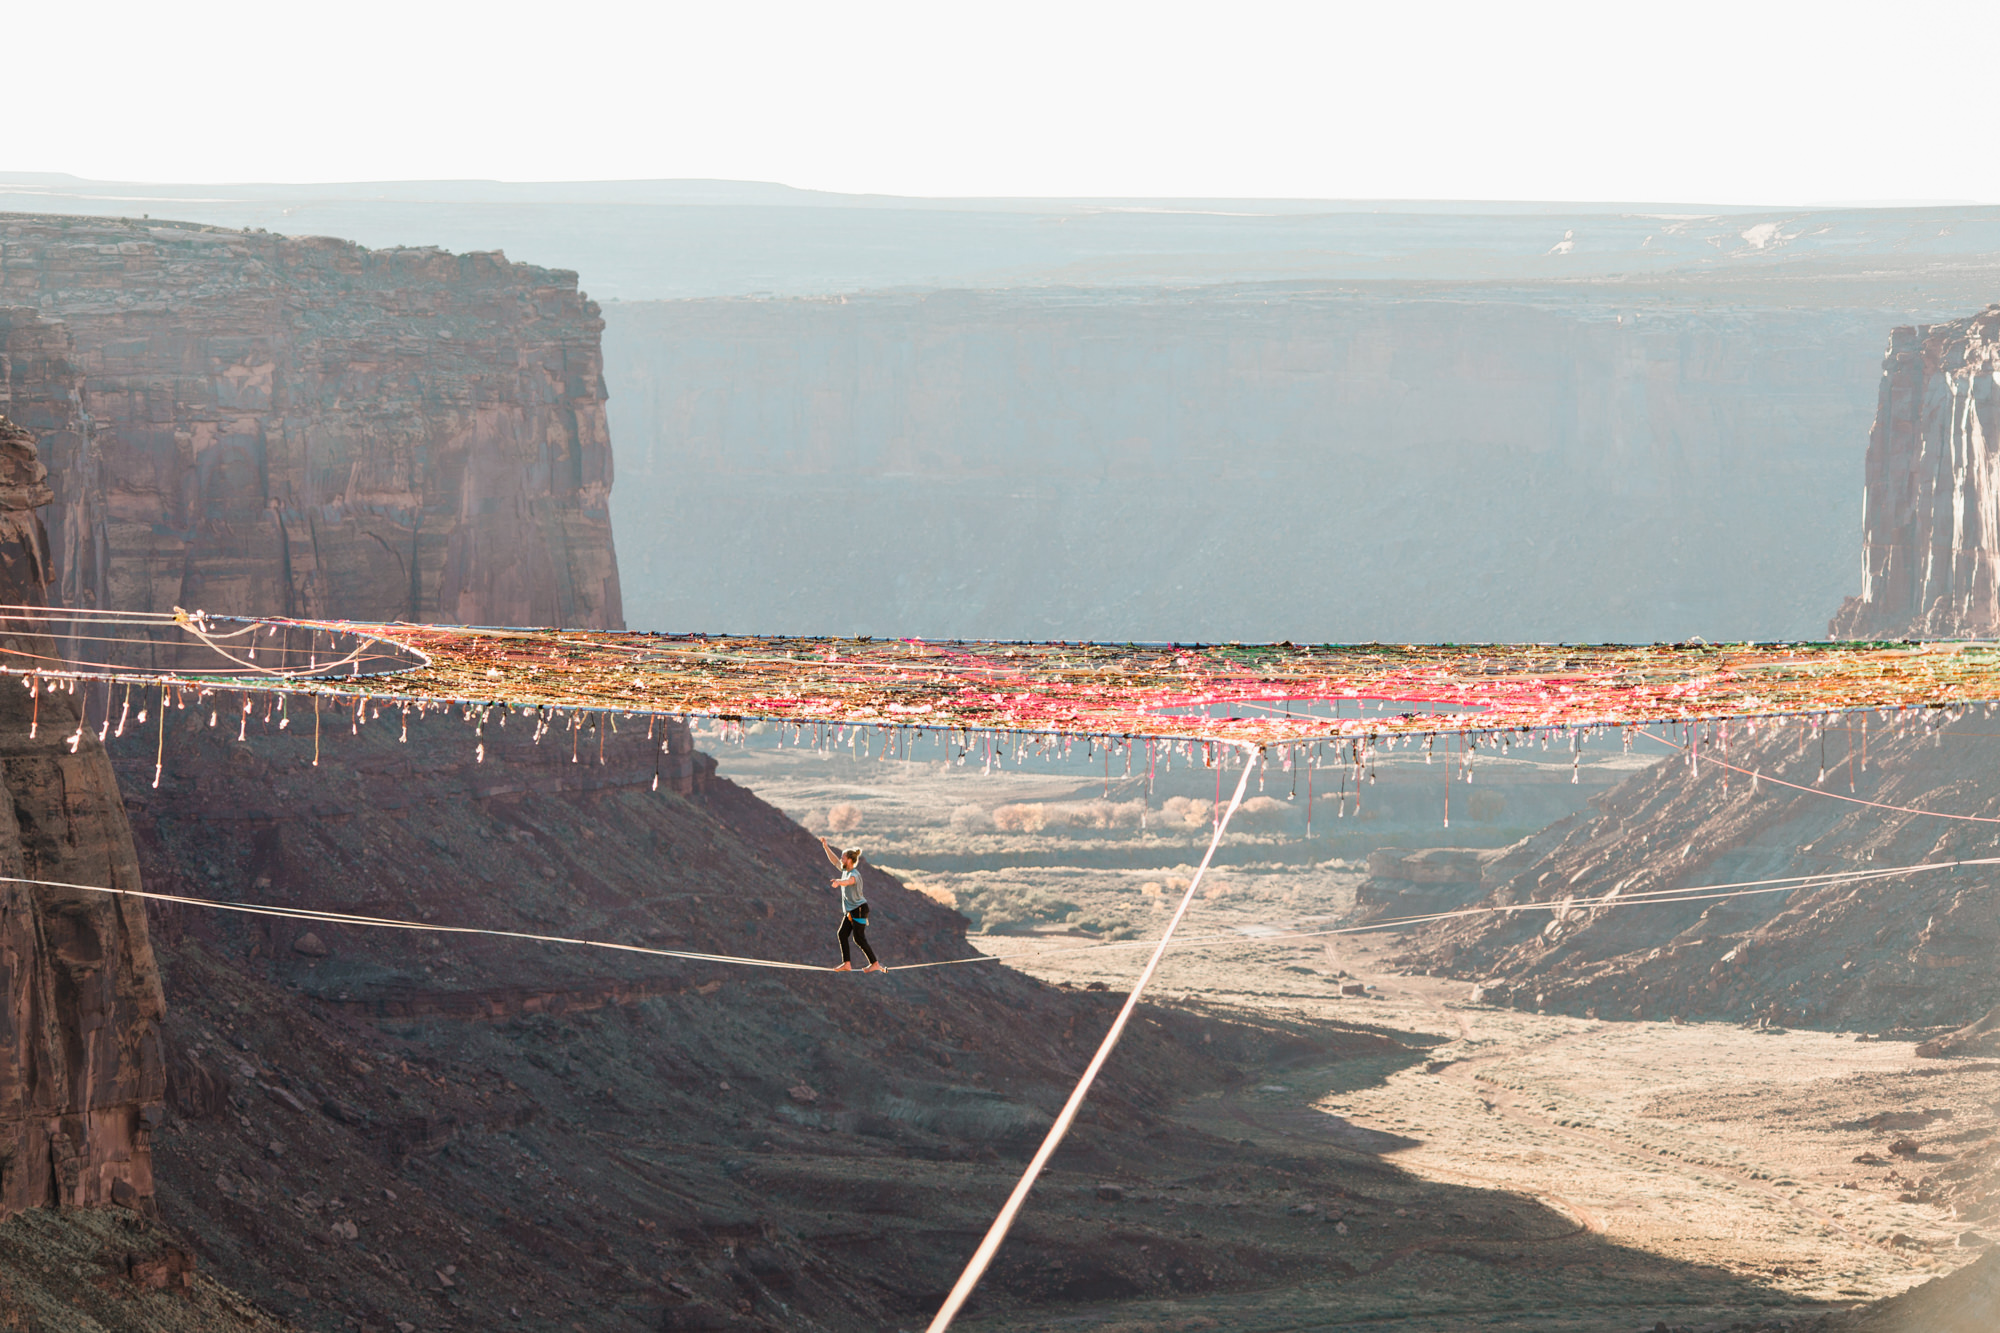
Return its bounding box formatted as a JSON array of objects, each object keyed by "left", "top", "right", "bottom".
[
  {"left": 1234, "top": 795, "right": 1302, "bottom": 830},
  {"left": 1053, "top": 799, "right": 1144, "bottom": 830},
  {"left": 826, "top": 803, "right": 863, "bottom": 833},
  {"left": 990, "top": 803, "right": 1048, "bottom": 833},
  {"left": 908, "top": 881, "right": 957, "bottom": 909},
  {"left": 987, "top": 800, "right": 1145, "bottom": 835},
  {"left": 953, "top": 882, "right": 1080, "bottom": 932}
]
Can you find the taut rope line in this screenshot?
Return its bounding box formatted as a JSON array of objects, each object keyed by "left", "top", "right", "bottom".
[
  {"left": 9, "top": 849, "right": 1992, "bottom": 982},
  {"left": 1636, "top": 726, "right": 2000, "bottom": 823},
  {"left": 924, "top": 747, "right": 1257, "bottom": 1333}
]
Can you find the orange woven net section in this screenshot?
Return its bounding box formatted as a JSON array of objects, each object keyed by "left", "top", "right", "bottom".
[{"left": 123, "top": 618, "right": 2000, "bottom": 743}]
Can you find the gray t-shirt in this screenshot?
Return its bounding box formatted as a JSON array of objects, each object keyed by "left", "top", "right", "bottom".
[{"left": 836, "top": 863, "right": 865, "bottom": 913}]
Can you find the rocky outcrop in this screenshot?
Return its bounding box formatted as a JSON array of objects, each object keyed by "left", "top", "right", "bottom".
[
  {"left": 1832, "top": 305, "right": 2000, "bottom": 639},
  {"left": 1819, "top": 1248, "right": 2000, "bottom": 1332},
  {"left": 0, "top": 213, "right": 621, "bottom": 632},
  {"left": 1391, "top": 711, "right": 2000, "bottom": 1031},
  {"left": 0, "top": 413, "right": 164, "bottom": 1219}
]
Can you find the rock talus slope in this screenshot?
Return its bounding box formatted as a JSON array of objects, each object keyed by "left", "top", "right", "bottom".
[
  {"left": 111, "top": 702, "right": 1401, "bottom": 1332},
  {"left": 1393, "top": 715, "right": 2000, "bottom": 1032},
  {"left": 0, "top": 213, "right": 621, "bottom": 630}
]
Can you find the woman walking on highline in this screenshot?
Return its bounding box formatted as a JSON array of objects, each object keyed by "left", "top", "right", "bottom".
[{"left": 821, "top": 837, "right": 886, "bottom": 972}]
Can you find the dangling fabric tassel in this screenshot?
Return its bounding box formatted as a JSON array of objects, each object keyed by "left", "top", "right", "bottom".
[
  {"left": 67, "top": 686, "right": 86, "bottom": 754},
  {"left": 1443, "top": 733, "right": 1452, "bottom": 828},
  {"left": 153, "top": 684, "right": 167, "bottom": 788}
]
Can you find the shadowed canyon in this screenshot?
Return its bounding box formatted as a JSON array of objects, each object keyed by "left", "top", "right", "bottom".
[{"left": 0, "top": 187, "right": 1994, "bottom": 1333}]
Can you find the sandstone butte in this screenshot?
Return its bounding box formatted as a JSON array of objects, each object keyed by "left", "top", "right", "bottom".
[
  {"left": 1833, "top": 303, "right": 2000, "bottom": 639},
  {"left": 0, "top": 214, "right": 638, "bottom": 1231},
  {"left": 0, "top": 213, "right": 621, "bottom": 633}
]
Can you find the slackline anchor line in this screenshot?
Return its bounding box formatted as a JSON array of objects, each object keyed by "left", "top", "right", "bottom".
[
  {"left": 1636, "top": 727, "right": 2000, "bottom": 823},
  {"left": 923, "top": 745, "right": 1257, "bottom": 1333},
  {"left": 9, "top": 850, "right": 1993, "bottom": 993}
]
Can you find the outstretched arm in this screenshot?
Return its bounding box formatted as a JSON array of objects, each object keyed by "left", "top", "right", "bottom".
[{"left": 820, "top": 836, "right": 843, "bottom": 869}]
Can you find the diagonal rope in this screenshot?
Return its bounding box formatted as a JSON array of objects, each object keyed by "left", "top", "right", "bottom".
[
  {"left": 943, "top": 854, "right": 2000, "bottom": 969},
  {"left": 11, "top": 852, "right": 1986, "bottom": 982},
  {"left": 1635, "top": 726, "right": 2000, "bottom": 822},
  {"left": 924, "top": 745, "right": 1257, "bottom": 1333}
]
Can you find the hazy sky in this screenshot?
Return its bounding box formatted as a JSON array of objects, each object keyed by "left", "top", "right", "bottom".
[{"left": 16, "top": 0, "right": 1994, "bottom": 204}]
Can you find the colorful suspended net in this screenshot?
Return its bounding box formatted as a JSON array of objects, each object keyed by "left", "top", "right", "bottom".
[{"left": 9, "top": 607, "right": 2000, "bottom": 745}]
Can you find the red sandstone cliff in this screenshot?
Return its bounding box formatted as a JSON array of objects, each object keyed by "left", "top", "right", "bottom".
[
  {"left": 0, "top": 213, "right": 621, "bottom": 631},
  {"left": 1833, "top": 305, "right": 2000, "bottom": 639},
  {"left": 0, "top": 410, "right": 164, "bottom": 1220}
]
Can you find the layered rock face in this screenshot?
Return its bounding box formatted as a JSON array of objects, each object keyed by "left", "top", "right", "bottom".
[
  {"left": 1393, "top": 714, "right": 2000, "bottom": 1032},
  {"left": 606, "top": 287, "right": 1890, "bottom": 643},
  {"left": 1833, "top": 305, "right": 2000, "bottom": 638},
  {"left": 0, "top": 414, "right": 164, "bottom": 1219},
  {"left": 0, "top": 213, "right": 621, "bottom": 631},
  {"left": 0, "top": 218, "right": 645, "bottom": 1238}
]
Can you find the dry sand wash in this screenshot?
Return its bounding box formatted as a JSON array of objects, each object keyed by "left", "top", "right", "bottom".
[{"left": 969, "top": 920, "right": 1997, "bottom": 1331}]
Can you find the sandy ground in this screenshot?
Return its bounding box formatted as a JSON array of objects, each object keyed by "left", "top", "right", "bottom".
[{"left": 969, "top": 919, "right": 1996, "bottom": 1331}]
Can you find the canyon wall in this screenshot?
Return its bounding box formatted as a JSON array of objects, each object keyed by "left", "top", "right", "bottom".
[
  {"left": 0, "top": 213, "right": 622, "bottom": 632},
  {"left": 604, "top": 285, "right": 1895, "bottom": 643},
  {"left": 0, "top": 410, "right": 164, "bottom": 1220},
  {"left": 1832, "top": 305, "right": 2000, "bottom": 639},
  {"left": 0, "top": 216, "right": 648, "bottom": 1235}
]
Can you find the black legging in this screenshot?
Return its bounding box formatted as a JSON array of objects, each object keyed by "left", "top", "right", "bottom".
[{"left": 838, "top": 907, "right": 877, "bottom": 965}]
